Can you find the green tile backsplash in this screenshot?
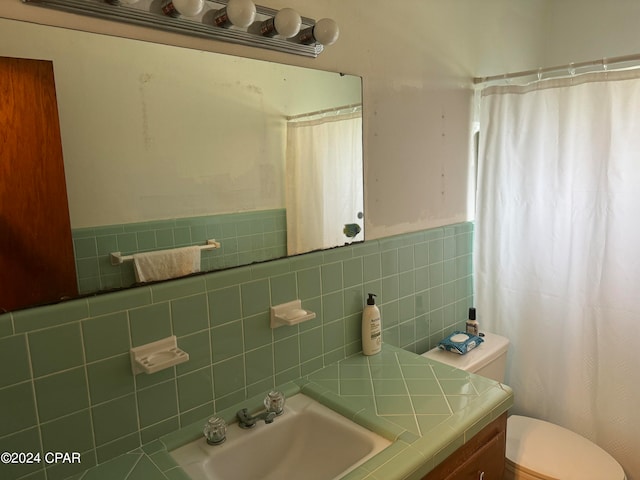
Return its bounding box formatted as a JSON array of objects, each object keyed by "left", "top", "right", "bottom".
[
  {"left": 72, "top": 209, "right": 287, "bottom": 295},
  {"left": 0, "top": 222, "right": 473, "bottom": 480}
]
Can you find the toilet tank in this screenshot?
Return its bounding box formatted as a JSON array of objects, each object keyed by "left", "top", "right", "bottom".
[{"left": 421, "top": 332, "right": 510, "bottom": 382}]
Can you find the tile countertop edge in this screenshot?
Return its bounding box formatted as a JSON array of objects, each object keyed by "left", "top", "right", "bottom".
[{"left": 67, "top": 345, "right": 513, "bottom": 480}]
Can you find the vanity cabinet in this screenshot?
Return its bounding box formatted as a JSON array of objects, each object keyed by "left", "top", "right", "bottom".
[{"left": 422, "top": 412, "right": 507, "bottom": 480}]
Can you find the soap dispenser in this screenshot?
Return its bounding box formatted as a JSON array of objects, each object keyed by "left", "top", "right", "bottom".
[{"left": 362, "top": 293, "right": 382, "bottom": 355}]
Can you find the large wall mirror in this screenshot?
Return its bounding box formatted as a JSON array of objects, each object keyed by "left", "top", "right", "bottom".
[{"left": 0, "top": 17, "right": 363, "bottom": 311}]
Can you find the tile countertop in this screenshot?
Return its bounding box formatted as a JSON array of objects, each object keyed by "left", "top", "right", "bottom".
[{"left": 72, "top": 345, "right": 513, "bottom": 480}]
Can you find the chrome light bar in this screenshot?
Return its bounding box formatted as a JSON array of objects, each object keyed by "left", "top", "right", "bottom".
[{"left": 22, "top": 0, "right": 324, "bottom": 57}]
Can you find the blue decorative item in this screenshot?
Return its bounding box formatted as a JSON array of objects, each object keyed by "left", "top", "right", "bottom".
[{"left": 437, "top": 331, "right": 484, "bottom": 355}]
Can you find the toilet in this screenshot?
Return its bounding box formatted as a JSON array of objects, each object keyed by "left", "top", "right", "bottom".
[{"left": 421, "top": 332, "right": 626, "bottom": 480}]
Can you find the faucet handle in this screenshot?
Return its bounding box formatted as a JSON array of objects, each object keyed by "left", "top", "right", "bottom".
[
  {"left": 203, "top": 416, "right": 227, "bottom": 445},
  {"left": 264, "top": 390, "right": 285, "bottom": 416}
]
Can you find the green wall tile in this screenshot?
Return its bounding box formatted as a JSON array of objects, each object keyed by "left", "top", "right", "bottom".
[
  {"left": 343, "top": 287, "right": 364, "bottom": 317},
  {"left": 444, "top": 236, "right": 456, "bottom": 260},
  {"left": 323, "top": 320, "right": 345, "bottom": 353},
  {"left": 213, "top": 356, "right": 245, "bottom": 397},
  {"left": 171, "top": 294, "right": 209, "bottom": 336},
  {"left": 399, "top": 271, "right": 415, "bottom": 297},
  {"left": 0, "top": 428, "right": 42, "bottom": 479},
  {"left": 140, "top": 418, "right": 179, "bottom": 445},
  {"left": 87, "top": 354, "right": 134, "bottom": 404},
  {"left": 176, "top": 331, "right": 211, "bottom": 375},
  {"left": 74, "top": 237, "right": 98, "bottom": 258},
  {"left": 28, "top": 323, "right": 84, "bottom": 377},
  {"left": 297, "top": 267, "right": 321, "bottom": 300},
  {"left": 0, "top": 334, "right": 30, "bottom": 388},
  {"left": 88, "top": 288, "right": 152, "bottom": 317},
  {"left": 82, "top": 312, "right": 130, "bottom": 363},
  {"left": 414, "top": 242, "right": 429, "bottom": 267},
  {"left": 429, "top": 238, "right": 444, "bottom": 263},
  {"left": 322, "top": 292, "right": 344, "bottom": 324},
  {"left": 177, "top": 368, "right": 213, "bottom": 413},
  {"left": 321, "top": 262, "right": 343, "bottom": 294},
  {"left": 240, "top": 279, "right": 270, "bottom": 317},
  {"left": 152, "top": 277, "right": 206, "bottom": 303},
  {"left": 96, "top": 434, "right": 140, "bottom": 464},
  {"left": 137, "top": 380, "right": 178, "bottom": 428},
  {"left": 92, "top": 394, "right": 138, "bottom": 445},
  {"left": 244, "top": 345, "right": 274, "bottom": 385},
  {"left": 242, "top": 312, "right": 272, "bottom": 351},
  {"left": 0, "top": 382, "right": 37, "bottom": 436},
  {"left": 41, "top": 410, "right": 94, "bottom": 454},
  {"left": 363, "top": 253, "right": 381, "bottom": 283},
  {"left": 273, "top": 336, "right": 299, "bottom": 374},
  {"left": 208, "top": 286, "right": 242, "bottom": 326},
  {"left": 398, "top": 246, "right": 415, "bottom": 272},
  {"left": 381, "top": 250, "right": 398, "bottom": 276},
  {"left": 270, "top": 273, "right": 297, "bottom": 305},
  {"left": 343, "top": 257, "right": 363, "bottom": 288},
  {"left": 35, "top": 367, "right": 89, "bottom": 422},
  {"left": 211, "top": 321, "right": 243, "bottom": 363},
  {"left": 322, "top": 246, "right": 352, "bottom": 263},
  {"left": 13, "top": 300, "right": 88, "bottom": 333},
  {"left": 381, "top": 275, "right": 399, "bottom": 303},
  {"left": 0, "top": 314, "right": 13, "bottom": 338},
  {"left": 129, "top": 303, "right": 172, "bottom": 347}
]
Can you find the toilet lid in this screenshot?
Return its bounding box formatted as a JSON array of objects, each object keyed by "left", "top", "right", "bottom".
[{"left": 506, "top": 416, "right": 625, "bottom": 480}]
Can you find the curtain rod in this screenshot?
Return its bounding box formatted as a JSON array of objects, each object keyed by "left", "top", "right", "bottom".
[
  {"left": 286, "top": 103, "right": 362, "bottom": 121},
  {"left": 473, "top": 52, "right": 640, "bottom": 85}
]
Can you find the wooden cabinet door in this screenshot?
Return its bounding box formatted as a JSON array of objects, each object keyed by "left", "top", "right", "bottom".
[
  {"left": 0, "top": 56, "right": 77, "bottom": 311},
  {"left": 422, "top": 413, "right": 507, "bottom": 480},
  {"left": 444, "top": 429, "right": 506, "bottom": 480}
]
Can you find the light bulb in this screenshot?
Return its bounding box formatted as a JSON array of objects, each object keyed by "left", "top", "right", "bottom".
[
  {"left": 313, "top": 18, "right": 339, "bottom": 46},
  {"left": 162, "top": 0, "right": 204, "bottom": 17},
  {"left": 213, "top": 0, "right": 256, "bottom": 28},
  {"left": 260, "top": 8, "right": 301, "bottom": 38}
]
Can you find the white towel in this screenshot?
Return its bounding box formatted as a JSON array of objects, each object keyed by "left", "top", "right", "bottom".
[{"left": 133, "top": 246, "right": 201, "bottom": 283}]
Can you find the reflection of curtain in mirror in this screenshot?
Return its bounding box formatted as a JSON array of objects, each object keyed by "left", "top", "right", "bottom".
[{"left": 286, "top": 112, "right": 363, "bottom": 255}]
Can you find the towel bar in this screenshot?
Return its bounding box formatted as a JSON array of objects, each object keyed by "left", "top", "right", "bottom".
[{"left": 110, "top": 239, "right": 221, "bottom": 266}]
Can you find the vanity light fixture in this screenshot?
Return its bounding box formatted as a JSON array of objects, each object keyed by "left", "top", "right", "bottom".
[
  {"left": 24, "top": 0, "right": 339, "bottom": 58},
  {"left": 258, "top": 8, "right": 302, "bottom": 38},
  {"left": 210, "top": 0, "right": 256, "bottom": 28}
]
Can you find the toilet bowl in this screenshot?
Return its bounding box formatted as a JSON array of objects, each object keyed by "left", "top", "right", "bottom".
[{"left": 421, "top": 332, "right": 626, "bottom": 480}]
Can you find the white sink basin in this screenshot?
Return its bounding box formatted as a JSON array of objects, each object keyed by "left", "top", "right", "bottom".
[{"left": 169, "top": 393, "right": 391, "bottom": 480}]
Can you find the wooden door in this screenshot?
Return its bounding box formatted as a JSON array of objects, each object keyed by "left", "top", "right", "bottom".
[{"left": 0, "top": 56, "right": 77, "bottom": 311}]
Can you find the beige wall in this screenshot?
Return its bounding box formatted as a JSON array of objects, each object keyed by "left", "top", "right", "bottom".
[{"left": 0, "top": 0, "right": 595, "bottom": 239}]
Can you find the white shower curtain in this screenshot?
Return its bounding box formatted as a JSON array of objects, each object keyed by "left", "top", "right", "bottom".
[
  {"left": 286, "top": 113, "right": 363, "bottom": 255},
  {"left": 476, "top": 70, "right": 640, "bottom": 479}
]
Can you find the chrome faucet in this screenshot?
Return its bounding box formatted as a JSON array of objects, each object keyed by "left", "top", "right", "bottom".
[
  {"left": 236, "top": 390, "right": 286, "bottom": 429},
  {"left": 236, "top": 408, "right": 277, "bottom": 428}
]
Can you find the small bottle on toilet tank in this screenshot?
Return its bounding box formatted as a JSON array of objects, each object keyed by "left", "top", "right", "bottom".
[{"left": 466, "top": 307, "right": 479, "bottom": 336}]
